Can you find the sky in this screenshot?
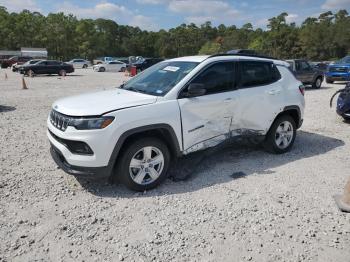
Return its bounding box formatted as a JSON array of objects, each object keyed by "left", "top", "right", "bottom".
[{"left": 0, "top": 0, "right": 349, "bottom": 31}]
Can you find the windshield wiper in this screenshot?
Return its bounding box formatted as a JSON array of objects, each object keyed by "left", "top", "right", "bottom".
[{"left": 125, "top": 86, "right": 149, "bottom": 95}]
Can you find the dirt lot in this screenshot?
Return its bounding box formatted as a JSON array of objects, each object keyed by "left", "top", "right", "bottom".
[{"left": 1, "top": 68, "right": 350, "bottom": 262}]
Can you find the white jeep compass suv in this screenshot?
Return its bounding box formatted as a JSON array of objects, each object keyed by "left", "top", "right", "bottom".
[{"left": 47, "top": 54, "right": 305, "bottom": 191}]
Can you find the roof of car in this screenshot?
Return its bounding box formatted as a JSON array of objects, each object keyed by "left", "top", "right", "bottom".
[
  {"left": 167, "top": 55, "right": 289, "bottom": 67},
  {"left": 167, "top": 56, "right": 210, "bottom": 63}
]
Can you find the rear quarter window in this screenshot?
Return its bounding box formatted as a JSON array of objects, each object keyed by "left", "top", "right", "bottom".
[{"left": 238, "top": 61, "right": 281, "bottom": 88}]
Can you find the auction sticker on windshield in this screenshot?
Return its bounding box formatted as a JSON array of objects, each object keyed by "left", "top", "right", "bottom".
[{"left": 162, "top": 66, "right": 180, "bottom": 72}]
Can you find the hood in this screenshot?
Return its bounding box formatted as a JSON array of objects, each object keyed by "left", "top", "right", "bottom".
[
  {"left": 53, "top": 89, "right": 157, "bottom": 116},
  {"left": 330, "top": 63, "right": 350, "bottom": 67}
]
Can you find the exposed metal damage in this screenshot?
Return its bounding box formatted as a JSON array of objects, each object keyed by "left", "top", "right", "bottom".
[{"left": 184, "top": 127, "right": 265, "bottom": 155}]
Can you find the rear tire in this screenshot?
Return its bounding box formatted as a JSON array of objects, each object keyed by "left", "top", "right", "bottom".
[
  {"left": 313, "top": 76, "right": 322, "bottom": 89},
  {"left": 99, "top": 67, "right": 105, "bottom": 72},
  {"left": 59, "top": 69, "right": 66, "bottom": 76},
  {"left": 83, "top": 64, "right": 88, "bottom": 69},
  {"left": 116, "top": 137, "right": 170, "bottom": 191},
  {"left": 263, "top": 115, "right": 296, "bottom": 154},
  {"left": 120, "top": 67, "right": 126, "bottom": 72}
]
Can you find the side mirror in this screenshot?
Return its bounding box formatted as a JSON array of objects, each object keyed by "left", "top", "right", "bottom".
[{"left": 187, "top": 83, "right": 206, "bottom": 97}]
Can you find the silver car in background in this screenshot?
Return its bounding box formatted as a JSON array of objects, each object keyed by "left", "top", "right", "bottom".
[{"left": 66, "top": 59, "right": 91, "bottom": 69}]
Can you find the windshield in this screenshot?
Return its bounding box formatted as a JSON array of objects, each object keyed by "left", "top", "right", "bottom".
[
  {"left": 337, "top": 56, "right": 350, "bottom": 64},
  {"left": 121, "top": 61, "right": 199, "bottom": 96}
]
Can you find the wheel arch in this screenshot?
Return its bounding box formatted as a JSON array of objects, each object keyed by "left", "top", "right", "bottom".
[
  {"left": 313, "top": 73, "right": 324, "bottom": 83},
  {"left": 106, "top": 124, "right": 182, "bottom": 177},
  {"left": 275, "top": 106, "right": 302, "bottom": 129}
]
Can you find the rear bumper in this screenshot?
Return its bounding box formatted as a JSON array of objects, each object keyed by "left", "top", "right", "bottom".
[{"left": 50, "top": 144, "right": 109, "bottom": 179}]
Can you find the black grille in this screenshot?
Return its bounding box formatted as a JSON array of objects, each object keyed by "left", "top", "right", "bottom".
[
  {"left": 50, "top": 110, "right": 72, "bottom": 131},
  {"left": 329, "top": 67, "right": 347, "bottom": 73},
  {"left": 49, "top": 129, "right": 93, "bottom": 155}
]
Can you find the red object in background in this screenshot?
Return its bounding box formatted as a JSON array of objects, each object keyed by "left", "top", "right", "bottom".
[{"left": 130, "top": 66, "right": 137, "bottom": 76}]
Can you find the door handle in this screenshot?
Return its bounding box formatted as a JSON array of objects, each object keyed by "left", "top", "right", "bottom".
[{"left": 268, "top": 89, "right": 281, "bottom": 95}]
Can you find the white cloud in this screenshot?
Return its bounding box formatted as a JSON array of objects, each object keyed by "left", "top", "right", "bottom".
[
  {"left": 254, "top": 18, "right": 269, "bottom": 28},
  {"left": 285, "top": 13, "right": 299, "bottom": 23},
  {"left": 130, "top": 15, "right": 159, "bottom": 31},
  {"left": 56, "top": 1, "right": 158, "bottom": 31},
  {"left": 136, "top": 0, "right": 169, "bottom": 4},
  {"left": 167, "top": 0, "right": 239, "bottom": 25},
  {"left": 168, "top": 0, "right": 238, "bottom": 15},
  {"left": 0, "top": 0, "right": 41, "bottom": 12},
  {"left": 322, "top": 0, "right": 350, "bottom": 9},
  {"left": 57, "top": 2, "right": 132, "bottom": 20}
]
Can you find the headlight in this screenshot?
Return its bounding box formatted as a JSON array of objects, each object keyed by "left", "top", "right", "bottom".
[{"left": 70, "top": 116, "right": 114, "bottom": 130}]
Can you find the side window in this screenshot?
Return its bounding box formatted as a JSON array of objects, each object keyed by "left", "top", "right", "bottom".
[
  {"left": 190, "top": 62, "right": 235, "bottom": 95},
  {"left": 47, "top": 61, "right": 60, "bottom": 65},
  {"left": 238, "top": 61, "right": 281, "bottom": 88},
  {"left": 301, "top": 61, "right": 311, "bottom": 71}
]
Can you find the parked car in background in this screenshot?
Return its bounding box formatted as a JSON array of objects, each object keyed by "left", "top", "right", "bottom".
[
  {"left": 226, "top": 49, "right": 258, "bottom": 55},
  {"left": 286, "top": 59, "right": 324, "bottom": 89},
  {"left": 132, "top": 58, "right": 164, "bottom": 73},
  {"left": 66, "top": 59, "right": 91, "bottom": 69},
  {"left": 311, "top": 62, "right": 329, "bottom": 73},
  {"left": 47, "top": 54, "right": 305, "bottom": 191},
  {"left": 1, "top": 56, "right": 32, "bottom": 68},
  {"left": 20, "top": 60, "right": 74, "bottom": 76},
  {"left": 12, "top": 59, "right": 42, "bottom": 72},
  {"left": 92, "top": 61, "right": 126, "bottom": 72},
  {"left": 93, "top": 57, "right": 115, "bottom": 65},
  {"left": 325, "top": 56, "right": 350, "bottom": 83}
]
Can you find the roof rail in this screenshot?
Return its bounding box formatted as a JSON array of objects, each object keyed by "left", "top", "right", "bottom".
[{"left": 208, "top": 53, "right": 279, "bottom": 60}]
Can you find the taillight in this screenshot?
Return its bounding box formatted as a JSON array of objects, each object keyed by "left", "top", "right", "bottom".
[{"left": 299, "top": 85, "right": 305, "bottom": 96}]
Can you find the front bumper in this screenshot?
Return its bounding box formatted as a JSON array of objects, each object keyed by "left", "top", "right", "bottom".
[
  {"left": 47, "top": 115, "right": 119, "bottom": 178},
  {"left": 50, "top": 144, "right": 109, "bottom": 179},
  {"left": 326, "top": 72, "right": 350, "bottom": 82}
]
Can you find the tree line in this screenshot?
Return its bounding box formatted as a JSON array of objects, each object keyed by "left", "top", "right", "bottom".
[{"left": 0, "top": 6, "right": 349, "bottom": 61}]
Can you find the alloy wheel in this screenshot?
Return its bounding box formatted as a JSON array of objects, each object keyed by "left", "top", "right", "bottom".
[
  {"left": 129, "top": 146, "right": 164, "bottom": 185},
  {"left": 275, "top": 121, "right": 294, "bottom": 149}
]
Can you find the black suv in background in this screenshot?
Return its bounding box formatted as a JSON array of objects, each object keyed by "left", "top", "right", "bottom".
[
  {"left": 20, "top": 60, "right": 74, "bottom": 76},
  {"left": 286, "top": 59, "right": 324, "bottom": 89},
  {"left": 132, "top": 58, "right": 164, "bottom": 72}
]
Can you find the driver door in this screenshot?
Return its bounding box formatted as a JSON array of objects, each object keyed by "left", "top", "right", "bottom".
[
  {"left": 295, "top": 60, "right": 313, "bottom": 83},
  {"left": 178, "top": 62, "right": 239, "bottom": 154}
]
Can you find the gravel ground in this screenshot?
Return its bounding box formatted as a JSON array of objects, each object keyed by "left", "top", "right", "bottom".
[{"left": 1, "top": 68, "right": 350, "bottom": 262}]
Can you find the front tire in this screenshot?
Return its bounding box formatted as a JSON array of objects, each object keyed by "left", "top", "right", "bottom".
[
  {"left": 116, "top": 137, "right": 170, "bottom": 191},
  {"left": 83, "top": 64, "right": 88, "bottom": 69},
  {"left": 27, "top": 70, "right": 35, "bottom": 77},
  {"left": 263, "top": 115, "right": 296, "bottom": 154},
  {"left": 99, "top": 67, "right": 105, "bottom": 72}
]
